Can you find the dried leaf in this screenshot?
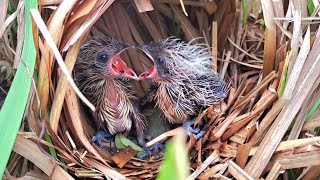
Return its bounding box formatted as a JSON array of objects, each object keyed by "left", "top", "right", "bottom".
[
  {"left": 134, "top": 0, "right": 154, "bottom": 12},
  {"left": 13, "top": 135, "right": 74, "bottom": 179},
  {"left": 228, "top": 160, "right": 254, "bottom": 180},
  {"left": 235, "top": 143, "right": 254, "bottom": 168},
  {"left": 50, "top": 35, "right": 86, "bottom": 134},
  {"left": 36, "top": 0, "right": 78, "bottom": 115},
  {"left": 187, "top": 150, "right": 220, "bottom": 180},
  {"left": 245, "top": 28, "right": 320, "bottom": 178},
  {"left": 64, "top": 86, "right": 106, "bottom": 166},
  {"left": 31, "top": 9, "right": 95, "bottom": 111},
  {"left": 111, "top": 147, "right": 138, "bottom": 168},
  {"left": 261, "top": 0, "right": 276, "bottom": 78},
  {"left": 67, "top": 0, "right": 98, "bottom": 27}
]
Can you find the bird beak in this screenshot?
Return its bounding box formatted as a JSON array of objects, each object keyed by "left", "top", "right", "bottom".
[
  {"left": 139, "top": 66, "right": 158, "bottom": 80},
  {"left": 110, "top": 44, "right": 138, "bottom": 80},
  {"left": 137, "top": 46, "right": 159, "bottom": 80},
  {"left": 121, "top": 43, "right": 134, "bottom": 50}
]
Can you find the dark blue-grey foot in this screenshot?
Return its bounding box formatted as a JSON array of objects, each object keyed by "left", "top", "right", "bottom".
[
  {"left": 183, "top": 118, "right": 206, "bottom": 140},
  {"left": 92, "top": 130, "right": 114, "bottom": 148},
  {"left": 137, "top": 142, "right": 165, "bottom": 160}
]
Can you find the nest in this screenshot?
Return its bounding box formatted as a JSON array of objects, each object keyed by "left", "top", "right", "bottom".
[{"left": 2, "top": 0, "right": 320, "bottom": 179}]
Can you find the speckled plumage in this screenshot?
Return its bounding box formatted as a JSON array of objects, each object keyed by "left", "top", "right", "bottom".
[
  {"left": 74, "top": 36, "right": 146, "bottom": 139},
  {"left": 139, "top": 37, "right": 229, "bottom": 124}
]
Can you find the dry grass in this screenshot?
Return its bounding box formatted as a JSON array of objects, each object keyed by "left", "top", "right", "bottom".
[{"left": 1, "top": 0, "right": 320, "bottom": 179}]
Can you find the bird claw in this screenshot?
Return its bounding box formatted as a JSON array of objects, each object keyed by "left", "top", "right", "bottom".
[
  {"left": 146, "top": 142, "right": 166, "bottom": 152},
  {"left": 92, "top": 130, "right": 114, "bottom": 148},
  {"left": 183, "top": 118, "right": 206, "bottom": 141},
  {"left": 137, "top": 142, "right": 165, "bottom": 160},
  {"left": 188, "top": 126, "right": 200, "bottom": 134},
  {"left": 192, "top": 130, "right": 206, "bottom": 140}
]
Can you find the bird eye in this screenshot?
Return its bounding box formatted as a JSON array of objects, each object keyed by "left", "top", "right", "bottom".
[
  {"left": 97, "top": 52, "right": 109, "bottom": 63},
  {"left": 156, "top": 56, "right": 165, "bottom": 66}
]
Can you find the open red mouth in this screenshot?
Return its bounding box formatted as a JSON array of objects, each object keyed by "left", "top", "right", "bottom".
[
  {"left": 139, "top": 66, "right": 158, "bottom": 80},
  {"left": 137, "top": 48, "right": 159, "bottom": 80},
  {"left": 110, "top": 53, "right": 138, "bottom": 80}
]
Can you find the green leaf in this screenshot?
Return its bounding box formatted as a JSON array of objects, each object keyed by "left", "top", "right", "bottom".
[
  {"left": 306, "top": 96, "right": 320, "bottom": 135},
  {"left": 241, "top": 0, "right": 249, "bottom": 27},
  {"left": 287, "top": 169, "right": 300, "bottom": 180},
  {"left": 0, "top": 0, "right": 37, "bottom": 177},
  {"left": 45, "top": 111, "right": 58, "bottom": 159},
  {"left": 118, "top": 134, "right": 143, "bottom": 152},
  {"left": 259, "top": 19, "right": 265, "bottom": 30},
  {"left": 115, "top": 134, "right": 126, "bottom": 149},
  {"left": 307, "top": 0, "right": 315, "bottom": 15},
  {"left": 306, "top": 96, "right": 320, "bottom": 120},
  {"left": 114, "top": 134, "right": 143, "bottom": 151},
  {"left": 45, "top": 131, "right": 58, "bottom": 159},
  {"left": 279, "top": 66, "right": 288, "bottom": 97},
  {"left": 156, "top": 128, "right": 189, "bottom": 180},
  {"left": 279, "top": 50, "right": 293, "bottom": 97}
]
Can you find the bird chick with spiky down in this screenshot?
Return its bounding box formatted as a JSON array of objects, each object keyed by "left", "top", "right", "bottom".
[
  {"left": 138, "top": 37, "right": 229, "bottom": 140},
  {"left": 74, "top": 36, "right": 146, "bottom": 147}
]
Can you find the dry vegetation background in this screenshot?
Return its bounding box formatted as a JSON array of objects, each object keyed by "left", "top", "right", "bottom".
[{"left": 1, "top": 0, "right": 320, "bottom": 179}]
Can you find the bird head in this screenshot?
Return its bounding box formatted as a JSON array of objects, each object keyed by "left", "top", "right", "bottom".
[
  {"left": 137, "top": 37, "right": 213, "bottom": 82},
  {"left": 76, "top": 36, "right": 138, "bottom": 80},
  {"left": 137, "top": 42, "right": 171, "bottom": 81}
]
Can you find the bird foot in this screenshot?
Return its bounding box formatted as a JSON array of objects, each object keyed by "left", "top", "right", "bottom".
[
  {"left": 183, "top": 118, "right": 205, "bottom": 140},
  {"left": 92, "top": 130, "right": 114, "bottom": 148},
  {"left": 137, "top": 142, "right": 165, "bottom": 160}
]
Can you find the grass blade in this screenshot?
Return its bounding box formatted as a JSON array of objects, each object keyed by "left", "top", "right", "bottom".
[
  {"left": 0, "top": 0, "right": 37, "bottom": 177},
  {"left": 307, "top": 0, "right": 315, "bottom": 15},
  {"left": 306, "top": 96, "right": 320, "bottom": 120}
]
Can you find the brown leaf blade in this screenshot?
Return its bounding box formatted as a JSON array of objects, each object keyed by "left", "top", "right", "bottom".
[
  {"left": 261, "top": 0, "right": 276, "bottom": 78},
  {"left": 13, "top": 135, "right": 74, "bottom": 180}
]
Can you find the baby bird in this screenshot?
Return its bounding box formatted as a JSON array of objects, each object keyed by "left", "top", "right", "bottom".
[
  {"left": 74, "top": 36, "right": 146, "bottom": 147},
  {"left": 138, "top": 37, "right": 229, "bottom": 139}
]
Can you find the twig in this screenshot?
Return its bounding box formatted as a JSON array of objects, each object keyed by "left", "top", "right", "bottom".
[
  {"left": 146, "top": 127, "right": 183, "bottom": 147},
  {"left": 187, "top": 150, "right": 220, "bottom": 180}
]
